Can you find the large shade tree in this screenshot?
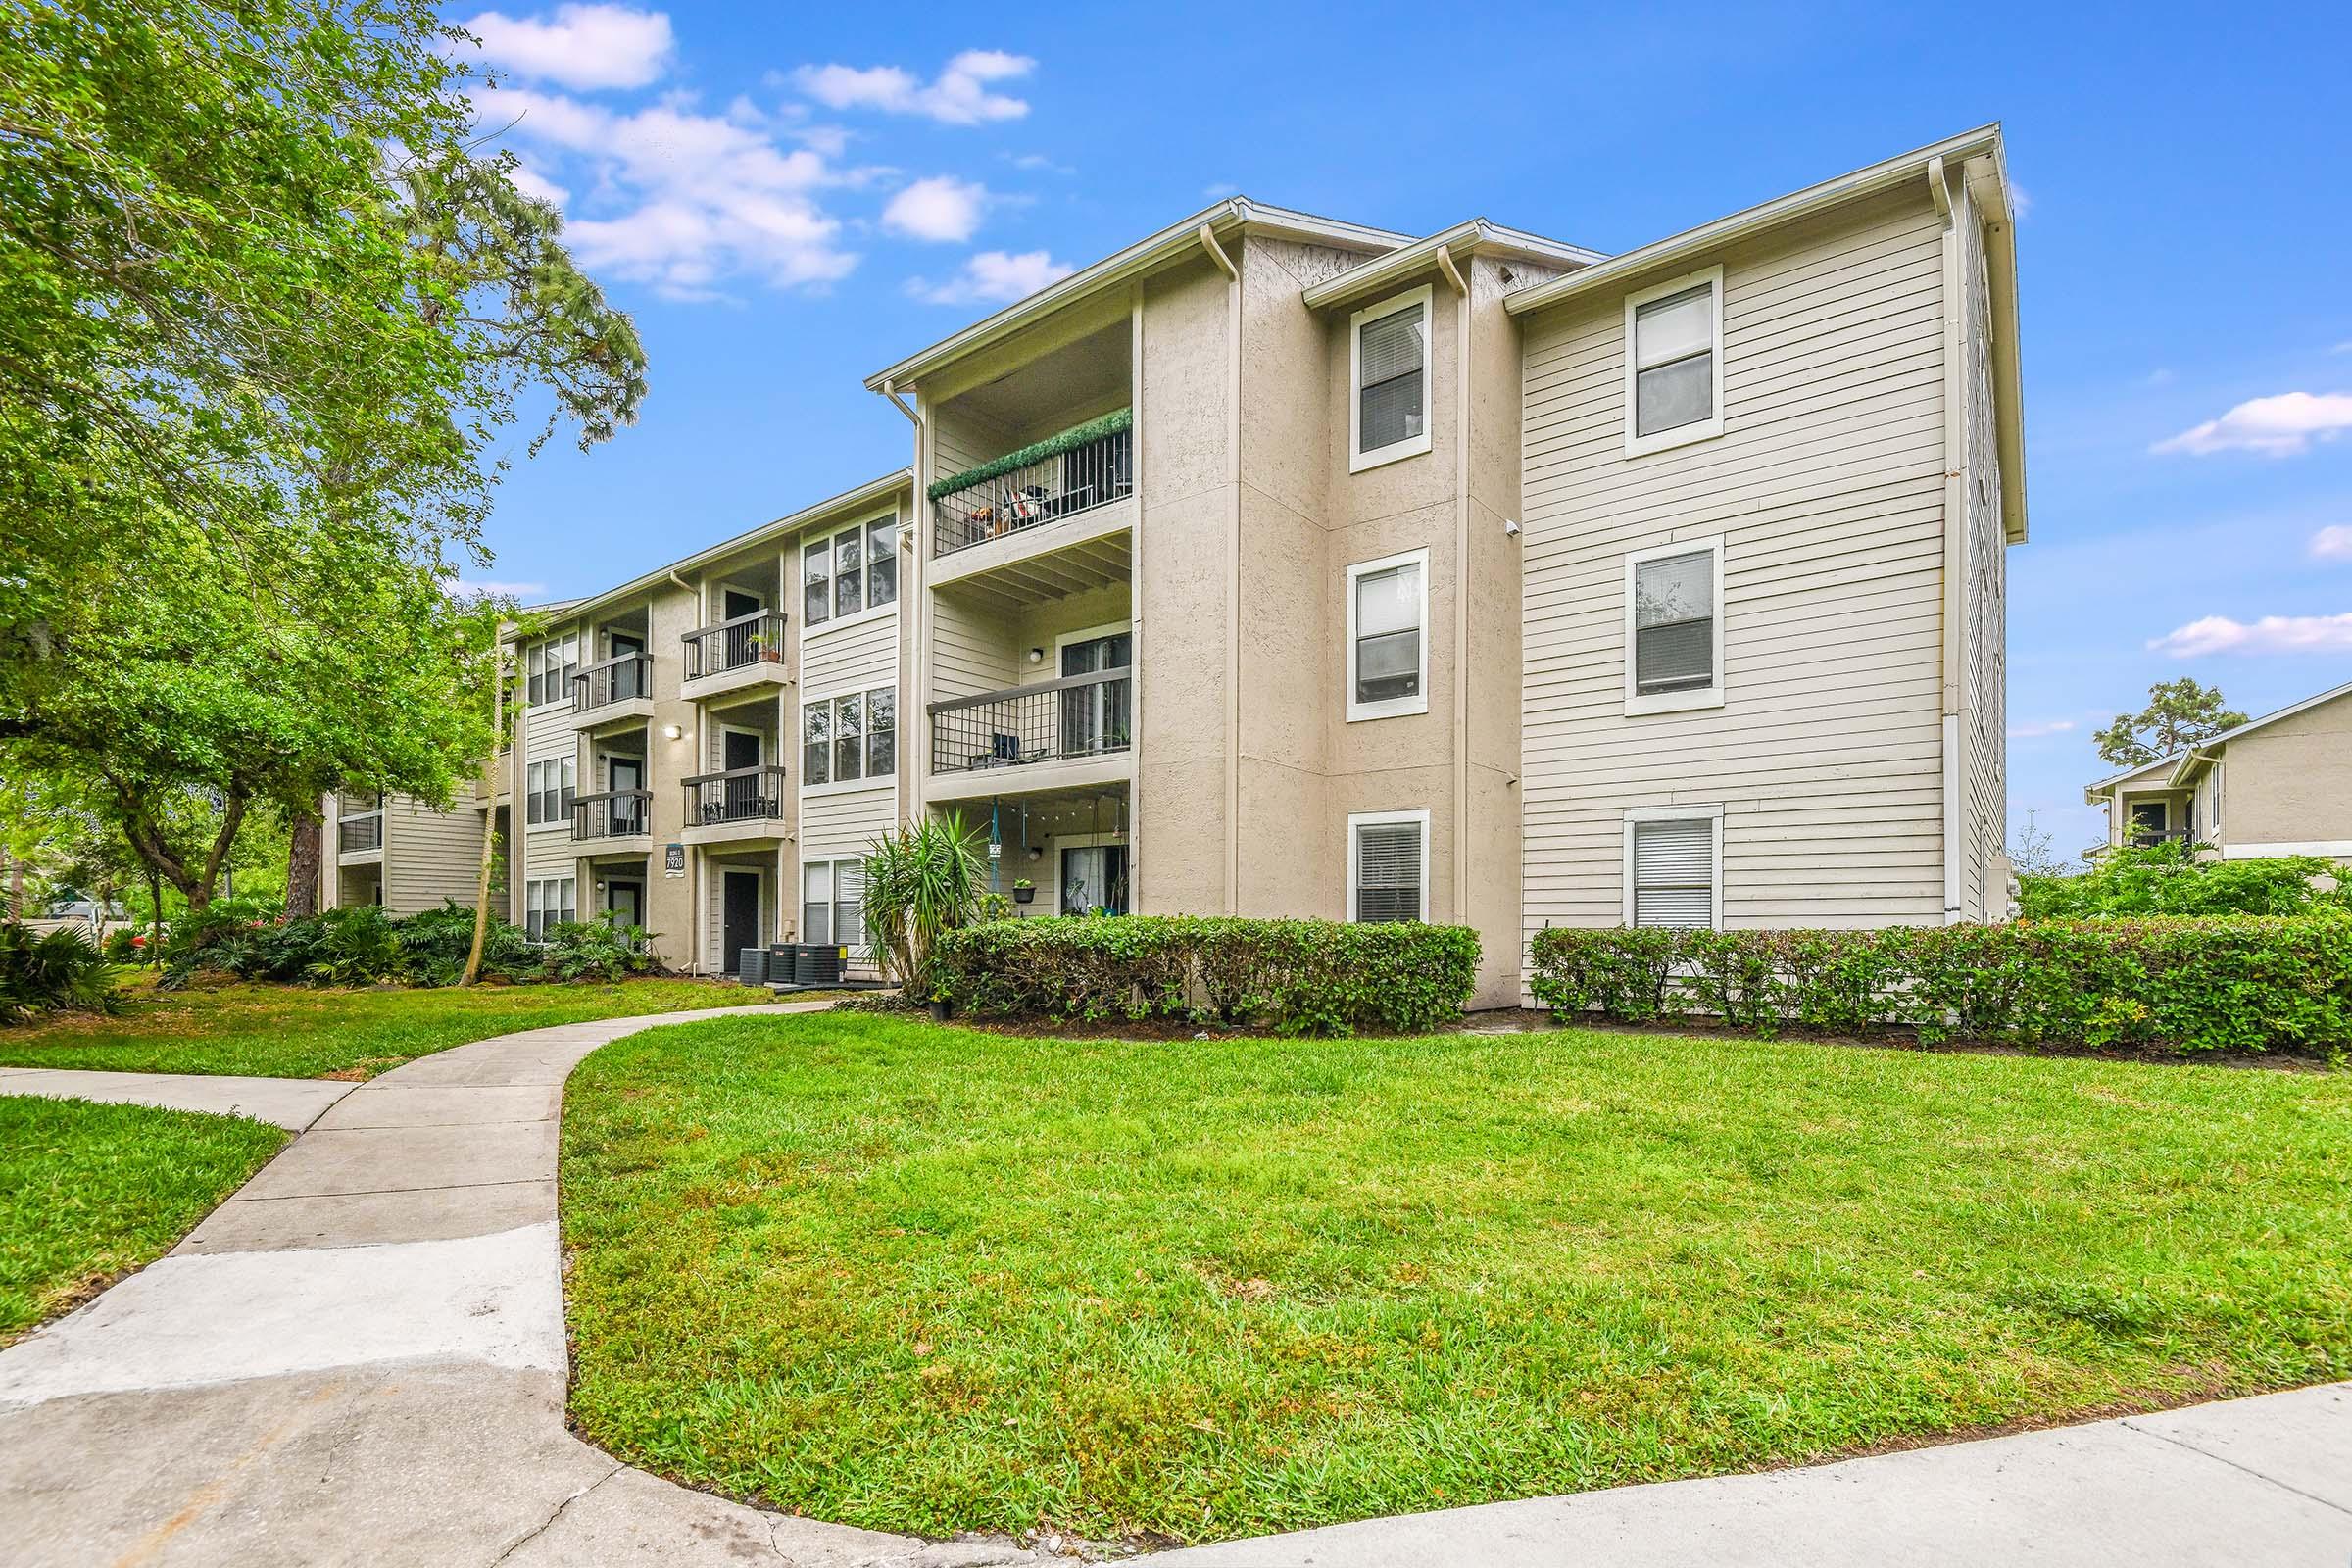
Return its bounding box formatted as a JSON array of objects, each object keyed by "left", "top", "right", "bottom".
[
  {"left": 0, "top": 0, "right": 646, "bottom": 912},
  {"left": 2093, "top": 678, "right": 2250, "bottom": 769}
]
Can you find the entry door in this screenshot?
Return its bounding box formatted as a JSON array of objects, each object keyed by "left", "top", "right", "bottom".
[
  {"left": 609, "top": 632, "right": 645, "bottom": 700},
  {"left": 720, "top": 871, "right": 760, "bottom": 975},
  {"left": 608, "top": 757, "right": 644, "bottom": 834},
  {"left": 1058, "top": 632, "right": 1132, "bottom": 757},
  {"left": 606, "top": 880, "right": 643, "bottom": 933},
  {"left": 1059, "top": 845, "right": 1129, "bottom": 916},
  {"left": 721, "top": 730, "right": 762, "bottom": 820},
  {"left": 721, "top": 590, "right": 763, "bottom": 669}
]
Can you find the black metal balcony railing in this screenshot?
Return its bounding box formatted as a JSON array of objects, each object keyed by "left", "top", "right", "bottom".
[
  {"left": 928, "top": 668, "right": 1130, "bottom": 775},
  {"left": 337, "top": 813, "right": 382, "bottom": 854},
  {"left": 572, "top": 789, "right": 652, "bottom": 841},
  {"left": 2128, "top": 827, "right": 2193, "bottom": 850},
  {"left": 682, "top": 764, "right": 788, "bottom": 827},
  {"left": 571, "top": 652, "right": 652, "bottom": 711},
  {"left": 933, "top": 425, "right": 1133, "bottom": 559},
  {"left": 683, "top": 611, "right": 788, "bottom": 680}
]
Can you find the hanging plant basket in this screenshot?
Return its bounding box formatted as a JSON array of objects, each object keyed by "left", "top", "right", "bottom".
[{"left": 1011, "top": 885, "right": 1036, "bottom": 905}]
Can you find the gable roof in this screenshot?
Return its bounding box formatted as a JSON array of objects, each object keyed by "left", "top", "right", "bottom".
[
  {"left": 1299, "top": 219, "right": 1605, "bottom": 313},
  {"left": 2083, "top": 753, "right": 2183, "bottom": 801},
  {"left": 2167, "top": 677, "right": 2352, "bottom": 787}
]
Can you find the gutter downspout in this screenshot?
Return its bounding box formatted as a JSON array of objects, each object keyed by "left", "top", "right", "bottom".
[
  {"left": 885, "top": 380, "right": 930, "bottom": 820},
  {"left": 1933, "top": 155, "right": 1967, "bottom": 924},
  {"left": 663, "top": 566, "right": 701, "bottom": 969},
  {"left": 1200, "top": 224, "right": 1242, "bottom": 912},
  {"left": 1437, "top": 245, "right": 1471, "bottom": 932}
]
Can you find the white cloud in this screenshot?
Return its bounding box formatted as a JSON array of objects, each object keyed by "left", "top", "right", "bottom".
[
  {"left": 908, "top": 249, "right": 1073, "bottom": 306},
  {"left": 1005, "top": 152, "right": 1071, "bottom": 174},
  {"left": 475, "top": 85, "right": 856, "bottom": 297},
  {"left": 455, "top": 579, "right": 550, "bottom": 598},
  {"left": 462, "top": 3, "right": 673, "bottom": 91},
  {"left": 793, "top": 49, "right": 1034, "bottom": 125},
  {"left": 2149, "top": 612, "right": 2352, "bottom": 658},
  {"left": 2332, "top": 341, "right": 2352, "bottom": 355},
  {"left": 2007, "top": 718, "right": 2077, "bottom": 739},
  {"left": 505, "top": 160, "right": 569, "bottom": 207},
  {"left": 2311, "top": 525, "right": 2352, "bottom": 562},
  {"left": 2008, "top": 182, "right": 2033, "bottom": 220},
  {"left": 2152, "top": 390, "right": 2352, "bottom": 457},
  {"left": 883, "top": 176, "right": 988, "bottom": 242},
  {"left": 1201, "top": 181, "right": 1239, "bottom": 199}
]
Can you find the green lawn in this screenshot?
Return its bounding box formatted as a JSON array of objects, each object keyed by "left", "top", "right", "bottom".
[
  {"left": 0, "top": 975, "right": 776, "bottom": 1079},
  {"left": 0, "top": 1096, "right": 287, "bottom": 1340},
  {"left": 562, "top": 1013, "right": 2352, "bottom": 1545}
]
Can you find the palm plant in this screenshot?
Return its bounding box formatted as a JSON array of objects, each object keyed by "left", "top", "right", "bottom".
[{"left": 861, "top": 812, "right": 987, "bottom": 991}]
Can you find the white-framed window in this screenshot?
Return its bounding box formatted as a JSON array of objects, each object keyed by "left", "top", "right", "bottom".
[
  {"left": 1348, "top": 809, "right": 1430, "bottom": 924},
  {"left": 802, "top": 687, "right": 894, "bottom": 788},
  {"left": 524, "top": 631, "right": 581, "bottom": 707},
  {"left": 1623, "top": 536, "right": 1725, "bottom": 715},
  {"left": 803, "top": 514, "right": 898, "bottom": 630},
  {"left": 525, "top": 875, "right": 576, "bottom": 940},
  {"left": 524, "top": 757, "right": 576, "bottom": 826},
  {"left": 1622, "top": 807, "right": 1723, "bottom": 930},
  {"left": 1623, "top": 266, "right": 1724, "bottom": 457},
  {"left": 1346, "top": 548, "right": 1429, "bottom": 721},
  {"left": 801, "top": 858, "right": 867, "bottom": 952},
  {"left": 1349, "top": 285, "right": 1432, "bottom": 472}
]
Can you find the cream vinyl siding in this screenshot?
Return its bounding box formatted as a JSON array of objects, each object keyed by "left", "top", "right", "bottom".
[
  {"left": 382, "top": 795, "right": 483, "bottom": 913},
  {"left": 801, "top": 605, "right": 899, "bottom": 695},
  {"left": 1958, "top": 189, "right": 2009, "bottom": 920},
  {"left": 1520, "top": 185, "right": 1950, "bottom": 946}
]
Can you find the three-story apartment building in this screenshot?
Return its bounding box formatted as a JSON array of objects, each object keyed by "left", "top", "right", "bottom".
[{"left": 324, "top": 125, "right": 2025, "bottom": 1007}]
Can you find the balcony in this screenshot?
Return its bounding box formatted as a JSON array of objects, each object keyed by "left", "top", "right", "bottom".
[
  {"left": 337, "top": 812, "right": 383, "bottom": 856},
  {"left": 680, "top": 764, "right": 789, "bottom": 844},
  {"left": 925, "top": 668, "right": 1131, "bottom": 802},
  {"left": 681, "top": 610, "right": 789, "bottom": 701},
  {"left": 571, "top": 653, "right": 653, "bottom": 723},
  {"left": 572, "top": 789, "right": 652, "bottom": 844},
  {"left": 931, "top": 414, "right": 1133, "bottom": 565}
]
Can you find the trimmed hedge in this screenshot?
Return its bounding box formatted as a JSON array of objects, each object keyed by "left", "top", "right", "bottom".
[
  {"left": 930, "top": 915, "right": 1480, "bottom": 1036},
  {"left": 1527, "top": 918, "right": 2352, "bottom": 1056}
]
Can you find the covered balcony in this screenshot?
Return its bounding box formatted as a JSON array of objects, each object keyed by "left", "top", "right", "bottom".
[
  {"left": 573, "top": 728, "right": 652, "bottom": 847},
  {"left": 943, "top": 783, "right": 1130, "bottom": 918},
  {"left": 682, "top": 693, "right": 785, "bottom": 844},
  {"left": 931, "top": 411, "right": 1132, "bottom": 562},
  {"left": 925, "top": 620, "right": 1131, "bottom": 804}
]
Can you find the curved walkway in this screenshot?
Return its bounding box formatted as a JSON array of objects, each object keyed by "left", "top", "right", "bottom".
[{"left": 2, "top": 1005, "right": 2347, "bottom": 1567}]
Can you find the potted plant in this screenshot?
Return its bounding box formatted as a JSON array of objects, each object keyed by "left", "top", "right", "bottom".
[
  {"left": 1010, "top": 878, "right": 1036, "bottom": 905},
  {"left": 746, "top": 632, "right": 782, "bottom": 664}
]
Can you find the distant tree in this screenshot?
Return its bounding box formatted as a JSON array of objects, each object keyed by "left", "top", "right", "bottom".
[
  {"left": 2092, "top": 679, "right": 2249, "bottom": 768},
  {"left": 2007, "top": 809, "right": 2074, "bottom": 878}
]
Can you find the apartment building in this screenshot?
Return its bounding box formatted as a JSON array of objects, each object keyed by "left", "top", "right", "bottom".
[
  {"left": 331, "top": 125, "right": 2025, "bottom": 1005},
  {"left": 2084, "top": 678, "right": 2352, "bottom": 860}
]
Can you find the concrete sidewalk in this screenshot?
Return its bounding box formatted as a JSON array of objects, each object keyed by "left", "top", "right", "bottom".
[
  {"left": 0, "top": 1064, "right": 355, "bottom": 1130},
  {"left": 1, "top": 1005, "right": 2345, "bottom": 1567}
]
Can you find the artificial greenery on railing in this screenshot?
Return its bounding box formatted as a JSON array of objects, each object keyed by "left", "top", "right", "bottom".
[{"left": 927, "top": 407, "right": 1133, "bottom": 501}]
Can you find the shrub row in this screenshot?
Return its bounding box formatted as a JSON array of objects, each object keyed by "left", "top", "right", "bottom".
[
  {"left": 930, "top": 915, "right": 1482, "bottom": 1035},
  {"left": 1527, "top": 917, "right": 2352, "bottom": 1055},
  {"left": 2019, "top": 842, "right": 2351, "bottom": 919},
  {"left": 0, "top": 922, "right": 119, "bottom": 1023},
  {"left": 164, "top": 901, "right": 660, "bottom": 989}
]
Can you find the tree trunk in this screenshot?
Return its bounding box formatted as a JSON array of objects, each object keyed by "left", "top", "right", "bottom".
[
  {"left": 462, "top": 802, "right": 497, "bottom": 984},
  {"left": 146, "top": 863, "right": 164, "bottom": 965},
  {"left": 286, "top": 808, "right": 322, "bottom": 917}
]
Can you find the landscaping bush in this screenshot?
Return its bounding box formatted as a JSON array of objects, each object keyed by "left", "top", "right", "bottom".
[
  {"left": 1528, "top": 916, "right": 2352, "bottom": 1055},
  {"left": 101, "top": 927, "right": 143, "bottom": 963},
  {"left": 930, "top": 915, "right": 1481, "bottom": 1035},
  {"left": 160, "top": 901, "right": 643, "bottom": 989},
  {"left": 543, "top": 920, "right": 660, "bottom": 982},
  {"left": 2020, "top": 842, "right": 2352, "bottom": 920},
  {"left": 0, "top": 922, "right": 119, "bottom": 1023}
]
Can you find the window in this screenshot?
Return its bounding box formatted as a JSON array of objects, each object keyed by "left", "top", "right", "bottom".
[
  {"left": 1624, "top": 808, "right": 1722, "bottom": 930},
  {"left": 804, "top": 516, "right": 897, "bottom": 629},
  {"left": 524, "top": 876, "right": 576, "bottom": 940},
  {"left": 524, "top": 631, "right": 580, "bottom": 707},
  {"left": 801, "top": 858, "right": 866, "bottom": 952},
  {"left": 1347, "top": 550, "right": 1429, "bottom": 721},
  {"left": 1350, "top": 285, "right": 1432, "bottom": 471},
  {"left": 524, "top": 758, "right": 576, "bottom": 826},
  {"left": 1624, "top": 538, "right": 1724, "bottom": 715},
  {"left": 1623, "top": 267, "right": 1724, "bottom": 456},
  {"left": 803, "top": 687, "right": 894, "bottom": 788},
  {"left": 1348, "top": 809, "right": 1429, "bottom": 924},
  {"left": 802, "top": 539, "right": 830, "bottom": 626}
]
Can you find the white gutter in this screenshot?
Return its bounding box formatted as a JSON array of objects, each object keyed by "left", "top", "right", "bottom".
[{"left": 1301, "top": 218, "right": 1602, "bottom": 312}]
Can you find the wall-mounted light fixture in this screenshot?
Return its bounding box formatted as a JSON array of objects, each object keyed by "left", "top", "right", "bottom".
[
  {"left": 1027, "top": 647, "right": 1046, "bottom": 664},
  {"left": 1028, "top": 846, "right": 1043, "bottom": 861},
  {"left": 661, "top": 724, "right": 682, "bottom": 741}
]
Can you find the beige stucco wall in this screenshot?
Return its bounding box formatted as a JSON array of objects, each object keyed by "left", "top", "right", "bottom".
[{"left": 2213, "top": 693, "right": 2352, "bottom": 853}]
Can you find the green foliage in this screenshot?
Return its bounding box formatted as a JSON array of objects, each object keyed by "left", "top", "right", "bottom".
[
  {"left": 926, "top": 408, "right": 1133, "bottom": 500},
  {"left": 543, "top": 921, "right": 660, "bottom": 982},
  {"left": 2093, "top": 678, "right": 2247, "bottom": 769},
  {"left": 1528, "top": 917, "right": 2352, "bottom": 1055},
  {"left": 101, "top": 927, "right": 142, "bottom": 962},
  {"left": 0, "top": 922, "right": 119, "bottom": 1023},
  {"left": 2020, "top": 842, "right": 2351, "bottom": 919},
  {"left": 860, "top": 813, "right": 988, "bottom": 987},
  {"left": 931, "top": 915, "right": 1482, "bottom": 1036}
]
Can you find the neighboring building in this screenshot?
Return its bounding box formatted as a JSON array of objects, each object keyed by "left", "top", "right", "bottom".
[
  {"left": 2083, "top": 678, "right": 2352, "bottom": 860},
  {"left": 336, "top": 125, "right": 2027, "bottom": 1004}
]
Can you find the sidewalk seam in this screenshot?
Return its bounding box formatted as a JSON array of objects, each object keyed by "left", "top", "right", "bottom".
[
  {"left": 2120, "top": 1418, "right": 2352, "bottom": 1518},
  {"left": 489, "top": 1459, "right": 622, "bottom": 1563}
]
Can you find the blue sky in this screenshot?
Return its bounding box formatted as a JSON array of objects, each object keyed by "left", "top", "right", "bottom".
[{"left": 454, "top": 0, "right": 2352, "bottom": 857}]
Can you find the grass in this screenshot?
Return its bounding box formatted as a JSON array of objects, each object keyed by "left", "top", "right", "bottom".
[
  {"left": 0, "top": 1096, "right": 287, "bottom": 1340},
  {"left": 561, "top": 1013, "right": 2352, "bottom": 1546},
  {"left": 0, "top": 973, "right": 777, "bottom": 1079}
]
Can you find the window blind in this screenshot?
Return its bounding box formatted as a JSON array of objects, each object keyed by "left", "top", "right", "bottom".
[
  {"left": 1634, "top": 283, "right": 1714, "bottom": 437},
  {"left": 835, "top": 862, "right": 865, "bottom": 953},
  {"left": 802, "top": 861, "right": 832, "bottom": 945},
  {"left": 1634, "top": 550, "right": 1714, "bottom": 693},
  {"left": 1354, "top": 561, "right": 1422, "bottom": 704},
  {"left": 1354, "top": 819, "right": 1423, "bottom": 923},
  {"left": 1633, "top": 818, "right": 1714, "bottom": 929},
  {"left": 1358, "top": 302, "right": 1426, "bottom": 452}
]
